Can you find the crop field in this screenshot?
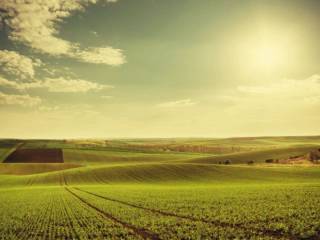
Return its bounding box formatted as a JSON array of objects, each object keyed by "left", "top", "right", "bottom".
[
  {"left": 1, "top": 183, "right": 320, "bottom": 239},
  {"left": 0, "top": 137, "right": 320, "bottom": 239}
]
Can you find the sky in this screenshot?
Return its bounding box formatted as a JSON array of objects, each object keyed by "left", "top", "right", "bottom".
[{"left": 1, "top": 0, "right": 320, "bottom": 139}]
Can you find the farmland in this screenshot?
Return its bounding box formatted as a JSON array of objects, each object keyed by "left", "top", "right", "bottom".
[{"left": 0, "top": 137, "right": 320, "bottom": 239}]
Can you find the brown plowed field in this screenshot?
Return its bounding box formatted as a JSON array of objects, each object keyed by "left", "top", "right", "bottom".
[{"left": 4, "top": 148, "right": 63, "bottom": 163}]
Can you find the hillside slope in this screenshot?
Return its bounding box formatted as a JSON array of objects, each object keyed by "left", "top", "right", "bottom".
[{"left": 1, "top": 163, "right": 320, "bottom": 187}]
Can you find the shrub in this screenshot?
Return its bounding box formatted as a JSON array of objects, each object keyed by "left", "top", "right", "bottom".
[
  {"left": 265, "top": 159, "right": 274, "bottom": 163},
  {"left": 224, "top": 160, "right": 231, "bottom": 165}
]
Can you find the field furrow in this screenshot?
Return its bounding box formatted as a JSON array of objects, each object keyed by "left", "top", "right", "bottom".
[{"left": 65, "top": 187, "right": 159, "bottom": 240}]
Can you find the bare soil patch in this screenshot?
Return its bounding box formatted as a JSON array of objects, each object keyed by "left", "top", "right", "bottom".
[{"left": 4, "top": 148, "right": 63, "bottom": 163}]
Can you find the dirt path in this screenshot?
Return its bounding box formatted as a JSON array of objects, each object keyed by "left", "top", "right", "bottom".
[{"left": 65, "top": 187, "right": 160, "bottom": 240}]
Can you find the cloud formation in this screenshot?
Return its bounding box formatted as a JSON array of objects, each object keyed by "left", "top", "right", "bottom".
[
  {"left": 0, "top": 76, "right": 111, "bottom": 93},
  {"left": 0, "top": 0, "right": 125, "bottom": 66},
  {"left": 157, "top": 99, "right": 197, "bottom": 108},
  {"left": 237, "top": 74, "right": 320, "bottom": 100},
  {"left": 76, "top": 47, "right": 125, "bottom": 66},
  {"left": 40, "top": 77, "right": 112, "bottom": 92},
  {"left": 0, "top": 91, "right": 41, "bottom": 107},
  {"left": 101, "top": 95, "right": 113, "bottom": 99},
  {"left": 220, "top": 75, "right": 320, "bottom": 117},
  {"left": 0, "top": 50, "right": 39, "bottom": 79}
]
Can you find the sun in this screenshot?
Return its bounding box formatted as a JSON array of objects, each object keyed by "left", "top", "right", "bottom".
[
  {"left": 252, "top": 41, "right": 285, "bottom": 70},
  {"left": 236, "top": 31, "right": 293, "bottom": 73}
]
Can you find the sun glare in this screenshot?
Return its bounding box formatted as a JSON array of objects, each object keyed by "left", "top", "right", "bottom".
[
  {"left": 237, "top": 30, "right": 294, "bottom": 73},
  {"left": 252, "top": 42, "right": 284, "bottom": 69}
]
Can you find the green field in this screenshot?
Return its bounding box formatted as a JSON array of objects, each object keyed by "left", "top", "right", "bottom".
[{"left": 1, "top": 137, "right": 320, "bottom": 239}]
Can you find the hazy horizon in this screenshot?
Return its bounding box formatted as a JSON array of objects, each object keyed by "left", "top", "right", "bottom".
[
  {"left": 1, "top": 0, "right": 320, "bottom": 138},
  {"left": 2, "top": 134, "right": 320, "bottom": 141}
]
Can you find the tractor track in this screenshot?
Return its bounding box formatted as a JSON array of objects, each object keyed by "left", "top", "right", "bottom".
[
  {"left": 65, "top": 187, "right": 160, "bottom": 240},
  {"left": 73, "top": 187, "right": 299, "bottom": 240}
]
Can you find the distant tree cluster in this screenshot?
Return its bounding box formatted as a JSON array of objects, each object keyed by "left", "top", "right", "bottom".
[
  {"left": 218, "top": 160, "right": 232, "bottom": 165},
  {"left": 265, "top": 159, "right": 280, "bottom": 164},
  {"left": 306, "top": 149, "right": 320, "bottom": 163},
  {"left": 265, "top": 159, "right": 274, "bottom": 163}
]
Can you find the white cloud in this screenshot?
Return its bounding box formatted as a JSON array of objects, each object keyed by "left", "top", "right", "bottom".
[
  {"left": 220, "top": 74, "right": 320, "bottom": 117},
  {"left": 0, "top": 50, "right": 39, "bottom": 79},
  {"left": 0, "top": 76, "right": 112, "bottom": 93},
  {"left": 91, "top": 31, "right": 99, "bottom": 36},
  {"left": 0, "top": 0, "right": 124, "bottom": 66},
  {"left": 0, "top": 91, "right": 41, "bottom": 107},
  {"left": 76, "top": 47, "right": 126, "bottom": 66},
  {"left": 40, "top": 77, "right": 112, "bottom": 93},
  {"left": 38, "top": 105, "right": 60, "bottom": 112},
  {"left": 101, "top": 95, "right": 113, "bottom": 99},
  {"left": 237, "top": 74, "right": 320, "bottom": 98},
  {"left": 157, "top": 99, "right": 197, "bottom": 108},
  {"left": 0, "top": 76, "right": 21, "bottom": 89},
  {"left": 37, "top": 103, "right": 101, "bottom": 118}
]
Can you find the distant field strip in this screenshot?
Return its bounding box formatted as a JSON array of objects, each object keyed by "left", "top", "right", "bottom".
[
  {"left": 65, "top": 187, "right": 160, "bottom": 240},
  {"left": 188, "top": 145, "right": 320, "bottom": 164},
  {"left": 63, "top": 148, "right": 208, "bottom": 164}
]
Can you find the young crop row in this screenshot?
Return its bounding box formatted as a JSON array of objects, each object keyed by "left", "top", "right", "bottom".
[
  {"left": 77, "top": 183, "right": 320, "bottom": 239},
  {"left": 70, "top": 187, "right": 280, "bottom": 239},
  {"left": 1, "top": 183, "right": 320, "bottom": 240},
  {"left": 0, "top": 187, "right": 138, "bottom": 240}
]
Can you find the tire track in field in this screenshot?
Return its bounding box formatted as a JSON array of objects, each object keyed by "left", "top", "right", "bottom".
[
  {"left": 65, "top": 187, "right": 160, "bottom": 240},
  {"left": 61, "top": 170, "right": 81, "bottom": 239},
  {"left": 62, "top": 171, "right": 68, "bottom": 186},
  {"left": 74, "top": 187, "right": 297, "bottom": 240}
]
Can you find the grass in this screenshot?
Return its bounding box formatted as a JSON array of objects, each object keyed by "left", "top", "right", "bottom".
[{"left": 0, "top": 137, "right": 320, "bottom": 239}]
